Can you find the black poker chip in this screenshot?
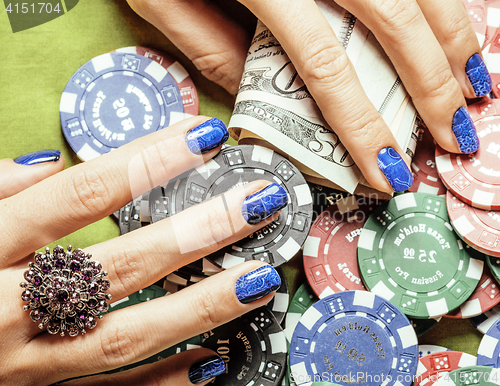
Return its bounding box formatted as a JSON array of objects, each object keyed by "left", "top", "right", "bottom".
[
  {"left": 149, "top": 144, "right": 314, "bottom": 268},
  {"left": 200, "top": 307, "right": 287, "bottom": 386},
  {"left": 165, "top": 266, "right": 290, "bottom": 324},
  {"left": 117, "top": 192, "right": 151, "bottom": 235}
]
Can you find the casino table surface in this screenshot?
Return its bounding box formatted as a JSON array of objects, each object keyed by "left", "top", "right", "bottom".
[{"left": 0, "top": 0, "right": 482, "bottom": 357}]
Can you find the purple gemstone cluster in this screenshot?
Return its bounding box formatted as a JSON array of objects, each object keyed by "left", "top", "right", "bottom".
[{"left": 20, "top": 245, "right": 111, "bottom": 337}]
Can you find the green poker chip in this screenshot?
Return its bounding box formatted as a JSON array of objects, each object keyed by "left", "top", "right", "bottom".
[
  {"left": 357, "top": 192, "right": 484, "bottom": 319},
  {"left": 284, "top": 283, "right": 319, "bottom": 386},
  {"left": 104, "top": 285, "right": 202, "bottom": 374},
  {"left": 487, "top": 255, "right": 500, "bottom": 286},
  {"left": 433, "top": 366, "right": 500, "bottom": 386}
]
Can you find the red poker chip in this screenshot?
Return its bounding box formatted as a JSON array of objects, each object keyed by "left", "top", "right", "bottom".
[
  {"left": 115, "top": 47, "right": 199, "bottom": 117},
  {"left": 435, "top": 99, "right": 500, "bottom": 211},
  {"left": 447, "top": 191, "right": 500, "bottom": 258},
  {"left": 463, "top": 0, "right": 487, "bottom": 48},
  {"left": 414, "top": 350, "right": 477, "bottom": 386},
  {"left": 408, "top": 124, "right": 447, "bottom": 196},
  {"left": 302, "top": 195, "right": 377, "bottom": 298},
  {"left": 445, "top": 252, "right": 500, "bottom": 318}
]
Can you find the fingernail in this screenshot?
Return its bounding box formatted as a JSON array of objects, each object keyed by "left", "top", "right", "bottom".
[
  {"left": 188, "top": 356, "right": 226, "bottom": 384},
  {"left": 466, "top": 53, "right": 492, "bottom": 97},
  {"left": 452, "top": 106, "right": 480, "bottom": 154},
  {"left": 185, "top": 118, "right": 229, "bottom": 154},
  {"left": 14, "top": 150, "right": 61, "bottom": 165},
  {"left": 235, "top": 265, "right": 281, "bottom": 304},
  {"left": 377, "top": 147, "right": 413, "bottom": 192},
  {"left": 242, "top": 182, "right": 288, "bottom": 225}
]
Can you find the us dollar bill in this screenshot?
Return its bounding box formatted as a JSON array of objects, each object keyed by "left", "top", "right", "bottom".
[{"left": 229, "top": 1, "right": 418, "bottom": 195}]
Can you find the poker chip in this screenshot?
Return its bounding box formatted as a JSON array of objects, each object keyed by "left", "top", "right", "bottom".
[
  {"left": 117, "top": 192, "right": 151, "bottom": 235},
  {"left": 477, "top": 317, "right": 500, "bottom": 367},
  {"left": 432, "top": 366, "right": 500, "bottom": 386},
  {"left": 419, "top": 345, "right": 451, "bottom": 358},
  {"left": 444, "top": 245, "right": 499, "bottom": 319},
  {"left": 166, "top": 264, "right": 289, "bottom": 324},
  {"left": 487, "top": 28, "right": 500, "bottom": 98},
  {"left": 200, "top": 307, "right": 287, "bottom": 386},
  {"left": 408, "top": 123, "right": 447, "bottom": 196},
  {"left": 104, "top": 285, "right": 202, "bottom": 374},
  {"left": 308, "top": 183, "right": 347, "bottom": 221},
  {"left": 152, "top": 144, "right": 313, "bottom": 268},
  {"left": 115, "top": 47, "right": 199, "bottom": 117},
  {"left": 435, "top": 99, "right": 500, "bottom": 211},
  {"left": 289, "top": 290, "right": 419, "bottom": 386},
  {"left": 447, "top": 191, "right": 500, "bottom": 258},
  {"left": 284, "top": 283, "right": 319, "bottom": 386},
  {"left": 149, "top": 172, "right": 189, "bottom": 223},
  {"left": 358, "top": 192, "right": 484, "bottom": 319},
  {"left": 415, "top": 351, "right": 477, "bottom": 386},
  {"left": 303, "top": 195, "right": 375, "bottom": 299},
  {"left": 463, "top": 0, "right": 487, "bottom": 48},
  {"left": 487, "top": 254, "right": 500, "bottom": 284},
  {"left": 60, "top": 51, "right": 185, "bottom": 161},
  {"left": 266, "top": 267, "right": 290, "bottom": 324},
  {"left": 410, "top": 317, "right": 441, "bottom": 337},
  {"left": 470, "top": 305, "right": 500, "bottom": 334},
  {"left": 284, "top": 283, "right": 318, "bottom": 343}
]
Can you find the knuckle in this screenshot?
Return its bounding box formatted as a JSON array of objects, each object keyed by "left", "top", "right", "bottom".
[
  {"left": 97, "top": 315, "right": 142, "bottom": 367},
  {"left": 371, "top": 0, "right": 421, "bottom": 35},
  {"left": 192, "top": 51, "right": 242, "bottom": 93},
  {"left": 441, "top": 14, "right": 473, "bottom": 45},
  {"left": 301, "top": 40, "right": 351, "bottom": 86},
  {"left": 196, "top": 203, "right": 232, "bottom": 251},
  {"left": 343, "top": 110, "right": 387, "bottom": 145},
  {"left": 64, "top": 167, "right": 114, "bottom": 218},
  {"left": 107, "top": 244, "right": 147, "bottom": 295},
  {"left": 413, "top": 70, "right": 457, "bottom": 102},
  {"left": 193, "top": 289, "right": 222, "bottom": 326}
]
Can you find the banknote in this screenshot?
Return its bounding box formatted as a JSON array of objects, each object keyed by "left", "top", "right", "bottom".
[{"left": 229, "top": 1, "right": 418, "bottom": 195}]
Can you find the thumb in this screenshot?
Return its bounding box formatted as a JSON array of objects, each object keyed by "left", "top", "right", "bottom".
[{"left": 0, "top": 150, "right": 64, "bottom": 199}]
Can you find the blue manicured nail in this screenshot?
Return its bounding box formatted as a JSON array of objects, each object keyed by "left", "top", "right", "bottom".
[
  {"left": 185, "top": 118, "right": 229, "bottom": 154},
  {"left": 466, "top": 53, "right": 492, "bottom": 97},
  {"left": 235, "top": 265, "right": 281, "bottom": 304},
  {"left": 242, "top": 183, "right": 288, "bottom": 225},
  {"left": 188, "top": 356, "right": 226, "bottom": 384},
  {"left": 14, "top": 150, "right": 61, "bottom": 166},
  {"left": 452, "top": 106, "right": 480, "bottom": 154},
  {"left": 377, "top": 147, "right": 413, "bottom": 192}
]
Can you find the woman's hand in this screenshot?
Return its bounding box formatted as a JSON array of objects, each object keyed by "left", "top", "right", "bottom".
[
  {"left": 126, "top": 0, "right": 490, "bottom": 193},
  {"left": 0, "top": 117, "right": 284, "bottom": 386}
]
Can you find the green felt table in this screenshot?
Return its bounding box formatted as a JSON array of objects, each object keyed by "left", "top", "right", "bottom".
[{"left": 0, "top": 0, "right": 483, "bottom": 359}]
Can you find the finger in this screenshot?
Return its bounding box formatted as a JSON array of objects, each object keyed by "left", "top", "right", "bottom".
[
  {"left": 84, "top": 180, "right": 285, "bottom": 301},
  {"left": 240, "top": 0, "right": 413, "bottom": 193},
  {"left": 417, "top": 0, "right": 491, "bottom": 99},
  {"left": 1, "top": 117, "right": 229, "bottom": 265},
  {"left": 31, "top": 261, "right": 281, "bottom": 379},
  {"left": 337, "top": 0, "right": 480, "bottom": 155},
  {"left": 55, "top": 349, "right": 224, "bottom": 386},
  {"left": 0, "top": 150, "right": 64, "bottom": 200},
  {"left": 126, "top": 0, "right": 250, "bottom": 94}
]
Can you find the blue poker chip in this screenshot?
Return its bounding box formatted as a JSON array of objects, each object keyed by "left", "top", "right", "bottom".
[
  {"left": 60, "top": 52, "right": 185, "bottom": 161},
  {"left": 477, "top": 317, "right": 500, "bottom": 367},
  {"left": 289, "top": 290, "right": 419, "bottom": 386}
]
